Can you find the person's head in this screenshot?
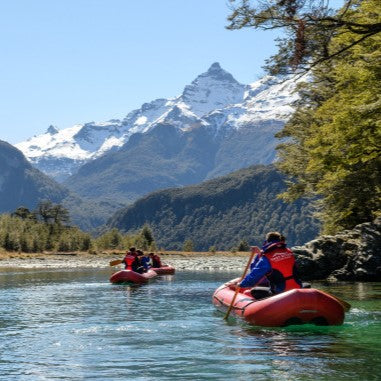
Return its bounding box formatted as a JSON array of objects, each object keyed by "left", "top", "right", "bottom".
[
  {"left": 129, "top": 247, "right": 136, "bottom": 253},
  {"left": 280, "top": 234, "right": 286, "bottom": 243},
  {"left": 149, "top": 252, "right": 154, "bottom": 257},
  {"left": 136, "top": 250, "right": 143, "bottom": 256},
  {"left": 265, "top": 231, "right": 282, "bottom": 243}
]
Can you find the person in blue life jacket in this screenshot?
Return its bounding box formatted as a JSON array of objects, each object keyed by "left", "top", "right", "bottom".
[
  {"left": 139, "top": 250, "right": 151, "bottom": 272},
  {"left": 230, "top": 232, "right": 302, "bottom": 299}
]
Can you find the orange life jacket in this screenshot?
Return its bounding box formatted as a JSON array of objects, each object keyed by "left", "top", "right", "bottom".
[{"left": 264, "top": 247, "right": 301, "bottom": 292}]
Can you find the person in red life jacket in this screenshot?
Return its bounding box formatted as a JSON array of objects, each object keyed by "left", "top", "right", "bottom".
[
  {"left": 231, "top": 232, "right": 302, "bottom": 296},
  {"left": 149, "top": 252, "right": 162, "bottom": 268},
  {"left": 122, "top": 247, "right": 141, "bottom": 273}
]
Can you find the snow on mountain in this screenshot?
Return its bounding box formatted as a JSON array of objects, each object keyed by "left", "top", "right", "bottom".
[
  {"left": 179, "top": 62, "right": 246, "bottom": 116},
  {"left": 15, "top": 63, "right": 299, "bottom": 181}
]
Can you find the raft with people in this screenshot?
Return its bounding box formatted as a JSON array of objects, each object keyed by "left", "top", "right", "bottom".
[
  {"left": 212, "top": 280, "right": 346, "bottom": 326},
  {"left": 214, "top": 231, "right": 350, "bottom": 327},
  {"left": 109, "top": 249, "right": 174, "bottom": 283}
]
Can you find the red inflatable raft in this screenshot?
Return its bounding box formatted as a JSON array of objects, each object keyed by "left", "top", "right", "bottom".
[
  {"left": 151, "top": 265, "right": 175, "bottom": 275},
  {"left": 110, "top": 269, "right": 157, "bottom": 284},
  {"left": 213, "top": 281, "right": 345, "bottom": 327}
]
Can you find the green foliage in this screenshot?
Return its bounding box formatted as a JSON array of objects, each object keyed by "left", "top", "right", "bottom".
[
  {"left": 183, "top": 239, "right": 194, "bottom": 252},
  {"left": 227, "top": 0, "right": 381, "bottom": 74},
  {"left": 140, "top": 224, "right": 155, "bottom": 250},
  {"left": 209, "top": 246, "right": 217, "bottom": 253},
  {"left": 93, "top": 225, "right": 157, "bottom": 252},
  {"left": 0, "top": 214, "right": 92, "bottom": 253},
  {"left": 94, "top": 228, "right": 123, "bottom": 250},
  {"left": 0, "top": 211, "right": 156, "bottom": 253},
  {"left": 11, "top": 207, "right": 36, "bottom": 221},
  {"left": 237, "top": 240, "right": 250, "bottom": 251},
  {"left": 276, "top": 0, "right": 381, "bottom": 233}
]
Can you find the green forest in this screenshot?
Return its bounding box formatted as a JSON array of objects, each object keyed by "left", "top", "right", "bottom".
[
  {"left": 0, "top": 202, "right": 156, "bottom": 253},
  {"left": 108, "top": 166, "right": 320, "bottom": 250}
]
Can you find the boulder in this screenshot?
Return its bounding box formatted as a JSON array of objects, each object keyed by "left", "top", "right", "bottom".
[{"left": 292, "top": 217, "right": 381, "bottom": 281}]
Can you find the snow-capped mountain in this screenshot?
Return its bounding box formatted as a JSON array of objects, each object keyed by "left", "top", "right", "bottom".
[{"left": 16, "top": 63, "right": 298, "bottom": 182}]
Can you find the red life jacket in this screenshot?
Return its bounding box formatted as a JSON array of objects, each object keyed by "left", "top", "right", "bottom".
[
  {"left": 123, "top": 254, "right": 136, "bottom": 270},
  {"left": 263, "top": 247, "right": 301, "bottom": 292},
  {"left": 152, "top": 255, "right": 161, "bottom": 268}
]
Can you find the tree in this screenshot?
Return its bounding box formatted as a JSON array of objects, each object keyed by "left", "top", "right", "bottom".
[
  {"left": 227, "top": 0, "right": 381, "bottom": 74},
  {"left": 209, "top": 245, "right": 217, "bottom": 253},
  {"left": 140, "top": 224, "right": 155, "bottom": 250},
  {"left": 51, "top": 204, "right": 70, "bottom": 226},
  {"left": 238, "top": 240, "right": 250, "bottom": 251},
  {"left": 227, "top": 0, "right": 381, "bottom": 233},
  {"left": 37, "top": 200, "right": 54, "bottom": 224},
  {"left": 12, "top": 207, "right": 36, "bottom": 221},
  {"left": 183, "top": 239, "right": 194, "bottom": 252},
  {"left": 3, "top": 233, "right": 13, "bottom": 251},
  {"left": 109, "top": 228, "right": 122, "bottom": 249},
  {"left": 275, "top": 0, "right": 381, "bottom": 232}
]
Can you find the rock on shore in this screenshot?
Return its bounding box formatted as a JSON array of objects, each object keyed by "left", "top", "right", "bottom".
[{"left": 293, "top": 217, "right": 381, "bottom": 281}]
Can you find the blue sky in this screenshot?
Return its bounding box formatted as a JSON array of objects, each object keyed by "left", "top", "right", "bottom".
[{"left": 0, "top": 0, "right": 284, "bottom": 144}]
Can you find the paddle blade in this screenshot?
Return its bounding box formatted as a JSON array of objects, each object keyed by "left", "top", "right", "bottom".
[{"left": 109, "top": 259, "right": 122, "bottom": 266}]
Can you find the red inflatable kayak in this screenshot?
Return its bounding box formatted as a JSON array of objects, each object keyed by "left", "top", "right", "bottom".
[
  {"left": 110, "top": 269, "right": 157, "bottom": 284},
  {"left": 213, "top": 281, "right": 345, "bottom": 326},
  {"left": 151, "top": 265, "right": 175, "bottom": 275}
]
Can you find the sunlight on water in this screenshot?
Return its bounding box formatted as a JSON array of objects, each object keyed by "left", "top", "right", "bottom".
[{"left": 0, "top": 268, "right": 380, "bottom": 380}]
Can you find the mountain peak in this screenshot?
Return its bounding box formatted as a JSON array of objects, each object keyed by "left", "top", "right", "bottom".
[
  {"left": 201, "top": 62, "right": 238, "bottom": 83},
  {"left": 207, "top": 62, "right": 222, "bottom": 72},
  {"left": 46, "top": 125, "right": 59, "bottom": 135},
  {"left": 180, "top": 63, "right": 245, "bottom": 117}
]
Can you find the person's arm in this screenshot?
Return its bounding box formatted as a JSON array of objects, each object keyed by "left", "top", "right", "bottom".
[{"left": 238, "top": 256, "right": 271, "bottom": 288}]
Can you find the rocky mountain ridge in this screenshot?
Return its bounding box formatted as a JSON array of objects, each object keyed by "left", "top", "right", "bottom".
[{"left": 16, "top": 63, "right": 298, "bottom": 182}]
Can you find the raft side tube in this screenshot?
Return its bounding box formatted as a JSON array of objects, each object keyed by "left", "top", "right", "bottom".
[
  {"left": 213, "top": 283, "right": 345, "bottom": 327},
  {"left": 110, "top": 269, "right": 157, "bottom": 284}
]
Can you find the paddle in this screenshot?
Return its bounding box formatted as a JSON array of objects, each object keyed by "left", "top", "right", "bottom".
[
  {"left": 109, "top": 259, "right": 122, "bottom": 266},
  {"left": 224, "top": 247, "right": 259, "bottom": 320}
]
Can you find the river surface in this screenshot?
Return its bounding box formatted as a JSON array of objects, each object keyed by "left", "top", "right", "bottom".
[{"left": 0, "top": 268, "right": 380, "bottom": 381}]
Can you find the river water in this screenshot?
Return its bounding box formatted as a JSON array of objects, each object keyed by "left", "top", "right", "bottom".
[{"left": 0, "top": 268, "right": 380, "bottom": 381}]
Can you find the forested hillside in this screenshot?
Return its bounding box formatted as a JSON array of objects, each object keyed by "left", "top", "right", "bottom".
[
  {"left": 108, "top": 165, "right": 320, "bottom": 250},
  {"left": 0, "top": 140, "right": 69, "bottom": 212},
  {"left": 0, "top": 140, "right": 121, "bottom": 231}
]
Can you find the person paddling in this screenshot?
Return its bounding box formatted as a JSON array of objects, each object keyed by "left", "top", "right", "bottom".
[{"left": 230, "top": 232, "right": 302, "bottom": 297}]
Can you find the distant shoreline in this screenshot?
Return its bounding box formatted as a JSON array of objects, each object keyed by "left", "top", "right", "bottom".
[{"left": 0, "top": 251, "right": 249, "bottom": 271}]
